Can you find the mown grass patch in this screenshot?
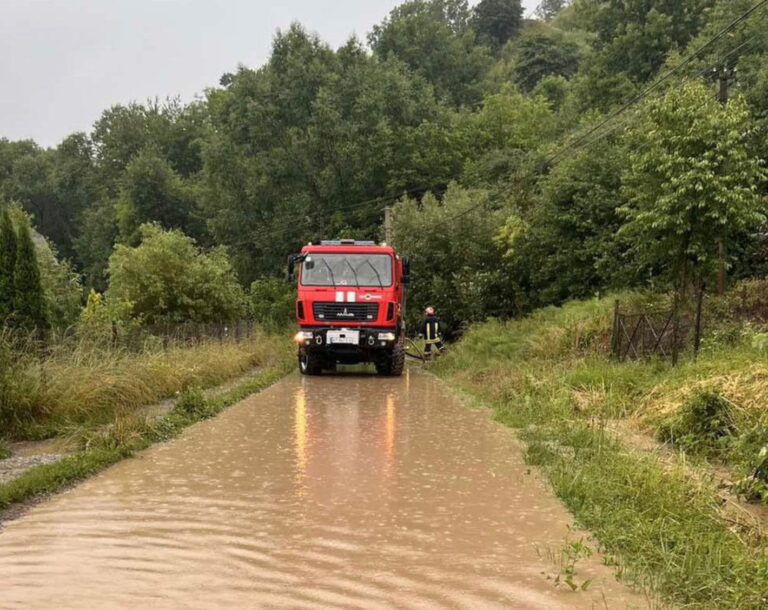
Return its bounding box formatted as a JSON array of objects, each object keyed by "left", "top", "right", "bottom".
[{"left": 436, "top": 294, "right": 768, "bottom": 608}]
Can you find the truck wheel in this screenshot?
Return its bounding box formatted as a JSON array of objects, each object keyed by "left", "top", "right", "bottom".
[
  {"left": 298, "top": 353, "right": 322, "bottom": 376},
  {"left": 376, "top": 342, "right": 405, "bottom": 377}
]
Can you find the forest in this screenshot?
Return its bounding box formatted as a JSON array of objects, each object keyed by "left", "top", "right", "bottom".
[{"left": 1, "top": 0, "right": 767, "bottom": 334}]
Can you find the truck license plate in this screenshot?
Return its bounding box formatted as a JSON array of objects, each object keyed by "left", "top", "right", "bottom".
[{"left": 327, "top": 330, "right": 359, "bottom": 345}]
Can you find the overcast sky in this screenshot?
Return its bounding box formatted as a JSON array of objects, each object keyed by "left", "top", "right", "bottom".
[{"left": 0, "top": 0, "right": 538, "bottom": 147}]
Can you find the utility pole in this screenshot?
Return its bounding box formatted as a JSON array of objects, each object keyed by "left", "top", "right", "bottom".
[
  {"left": 716, "top": 67, "right": 736, "bottom": 296},
  {"left": 384, "top": 206, "right": 393, "bottom": 244}
]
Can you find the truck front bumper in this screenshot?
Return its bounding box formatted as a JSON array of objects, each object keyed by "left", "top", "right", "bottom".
[{"left": 295, "top": 327, "right": 399, "bottom": 352}]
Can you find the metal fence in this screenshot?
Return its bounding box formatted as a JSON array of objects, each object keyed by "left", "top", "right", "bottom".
[
  {"left": 611, "top": 292, "right": 704, "bottom": 364},
  {"left": 125, "top": 320, "right": 258, "bottom": 348}
]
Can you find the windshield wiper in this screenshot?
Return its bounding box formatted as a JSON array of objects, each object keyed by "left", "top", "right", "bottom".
[
  {"left": 343, "top": 258, "right": 360, "bottom": 287},
  {"left": 360, "top": 259, "right": 384, "bottom": 289},
  {"left": 320, "top": 258, "right": 337, "bottom": 287}
]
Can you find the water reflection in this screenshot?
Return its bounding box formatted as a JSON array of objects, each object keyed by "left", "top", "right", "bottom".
[
  {"left": 294, "top": 385, "right": 308, "bottom": 494},
  {"left": 385, "top": 393, "right": 396, "bottom": 466},
  {"left": 0, "top": 372, "right": 646, "bottom": 609}
]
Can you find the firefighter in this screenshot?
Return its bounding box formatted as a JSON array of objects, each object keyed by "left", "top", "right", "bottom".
[{"left": 420, "top": 306, "right": 444, "bottom": 359}]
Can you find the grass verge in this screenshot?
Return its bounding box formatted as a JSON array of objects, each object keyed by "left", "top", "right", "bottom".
[
  {"left": 0, "top": 362, "right": 292, "bottom": 513},
  {"left": 2, "top": 332, "right": 291, "bottom": 439},
  {"left": 435, "top": 294, "right": 768, "bottom": 609}
]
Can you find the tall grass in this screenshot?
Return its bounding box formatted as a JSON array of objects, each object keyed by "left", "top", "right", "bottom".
[
  {"left": 1, "top": 330, "right": 293, "bottom": 440},
  {"left": 436, "top": 293, "right": 768, "bottom": 608}
]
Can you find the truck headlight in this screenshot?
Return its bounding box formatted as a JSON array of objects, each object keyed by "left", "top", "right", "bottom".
[
  {"left": 294, "top": 331, "right": 314, "bottom": 343},
  {"left": 377, "top": 332, "right": 397, "bottom": 342}
]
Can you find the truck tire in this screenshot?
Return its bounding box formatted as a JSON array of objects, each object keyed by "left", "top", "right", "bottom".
[
  {"left": 298, "top": 352, "right": 322, "bottom": 376},
  {"left": 376, "top": 342, "right": 405, "bottom": 377}
]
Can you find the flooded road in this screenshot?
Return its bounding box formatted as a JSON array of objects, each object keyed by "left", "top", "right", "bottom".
[{"left": 0, "top": 371, "right": 646, "bottom": 609}]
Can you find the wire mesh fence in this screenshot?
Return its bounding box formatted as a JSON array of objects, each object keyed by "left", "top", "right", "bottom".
[{"left": 2, "top": 320, "right": 261, "bottom": 357}]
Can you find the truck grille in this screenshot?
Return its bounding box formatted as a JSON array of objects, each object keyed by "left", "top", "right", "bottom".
[{"left": 312, "top": 302, "right": 379, "bottom": 322}]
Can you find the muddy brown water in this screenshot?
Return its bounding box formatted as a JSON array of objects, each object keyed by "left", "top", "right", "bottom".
[{"left": 0, "top": 370, "right": 648, "bottom": 609}]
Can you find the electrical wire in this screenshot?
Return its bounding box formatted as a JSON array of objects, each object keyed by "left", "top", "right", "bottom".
[{"left": 544, "top": 0, "right": 768, "bottom": 166}]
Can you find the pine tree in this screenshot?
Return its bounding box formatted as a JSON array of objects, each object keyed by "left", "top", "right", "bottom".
[
  {"left": 0, "top": 207, "right": 17, "bottom": 322},
  {"left": 12, "top": 219, "right": 48, "bottom": 330}
]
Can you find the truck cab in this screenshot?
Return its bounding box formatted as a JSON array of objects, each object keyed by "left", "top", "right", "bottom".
[{"left": 288, "top": 240, "right": 409, "bottom": 376}]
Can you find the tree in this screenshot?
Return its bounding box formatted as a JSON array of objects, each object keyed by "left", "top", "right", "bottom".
[
  {"left": 107, "top": 224, "right": 245, "bottom": 325},
  {"left": 512, "top": 29, "right": 582, "bottom": 91},
  {"left": 571, "top": 0, "right": 715, "bottom": 84},
  {"left": 472, "top": 0, "right": 523, "bottom": 50},
  {"left": 0, "top": 206, "right": 17, "bottom": 321},
  {"left": 499, "top": 138, "right": 628, "bottom": 307},
  {"left": 620, "top": 81, "right": 768, "bottom": 295},
  {"left": 203, "top": 28, "right": 447, "bottom": 282},
  {"left": 248, "top": 278, "right": 294, "bottom": 329},
  {"left": 392, "top": 185, "right": 512, "bottom": 332},
  {"left": 369, "top": 0, "right": 493, "bottom": 106},
  {"left": 116, "top": 149, "right": 200, "bottom": 243},
  {"left": 536, "top": 0, "right": 570, "bottom": 22},
  {"left": 12, "top": 216, "right": 47, "bottom": 330}
]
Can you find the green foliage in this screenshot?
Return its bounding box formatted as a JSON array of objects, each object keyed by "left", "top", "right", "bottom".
[
  {"left": 657, "top": 392, "right": 736, "bottom": 456},
  {"left": 116, "top": 148, "right": 200, "bottom": 243},
  {"left": 174, "top": 386, "right": 211, "bottom": 418},
  {"left": 392, "top": 185, "right": 513, "bottom": 331},
  {"left": 536, "top": 0, "right": 570, "bottom": 22},
  {"left": 248, "top": 278, "right": 294, "bottom": 329},
  {"left": 12, "top": 215, "right": 48, "bottom": 330},
  {"left": 511, "top": 27, "right": 582, "bottom": 91},
  {"left": 502, "top": 138, "right": 627, "bottom": 306},
  {"left": 0, "top": 205, "right": 17, "bottom": 322},
  {"left": 36, "top": 234, "right": 82, "bottom": 329},
  {"left": 572, "top": 0, "right": 715, "bottom": 83},
  {"left": 621, "top": 82, "right": 768, "bottom": 292},
  {"left": 1, "top": 0, "right": 768, "bottom": 330},
  {"left": 369, "top": 0, "right": 493, "bottom": 106},
  {"left": 106, "top": 224, "right": 245, "bottom": 324},
  {"left": 472, "top": 0, "right": 523, "bottom": 50},
  {"left": 0, "top": 438, "right": 10, "bottom": 460},
  {"left": 203, "top": 27, "right": 445, "bottom": 282}
]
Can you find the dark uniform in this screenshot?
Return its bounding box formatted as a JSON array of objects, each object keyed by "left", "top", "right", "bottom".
[{"left": 420, "top": 315, "right": 444, "bottom": 356}]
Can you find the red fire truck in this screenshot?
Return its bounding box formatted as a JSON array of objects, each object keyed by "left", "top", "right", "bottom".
[{"left": 288, "top": 240, "right": 410, "bottom": 376}]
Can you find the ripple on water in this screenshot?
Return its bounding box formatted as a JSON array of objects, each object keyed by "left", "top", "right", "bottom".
[{"left": 0, "top": 372, "right": 647, "bottom": 609}]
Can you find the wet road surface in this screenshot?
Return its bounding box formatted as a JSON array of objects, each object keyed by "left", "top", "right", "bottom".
[{"left": 0, "top": 370, "right": 647, "bottom": 609}]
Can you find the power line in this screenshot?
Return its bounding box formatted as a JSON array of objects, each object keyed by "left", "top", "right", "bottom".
[
  {"left": 219, "top": 3, "right": 768, "bottom": 246},
  {"left": 545, "top": 0, "right": 768, "bottom": 166},
  {"left": 561, "top": 32, "right": 766, "bottom": 159}
]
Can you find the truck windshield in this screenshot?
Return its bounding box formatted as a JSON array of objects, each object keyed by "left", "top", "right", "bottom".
[{"left": 301, "top": 254, "right": 393, "bottom": 287}]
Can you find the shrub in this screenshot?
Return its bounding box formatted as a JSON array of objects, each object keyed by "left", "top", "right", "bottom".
[
  {"left": 174, "top": 386, "right": 211, "bottom": 418},
  {"left": 657, "top": 391, "right": 736, "bottom": 456},
  {"left": 731, "top": 425, "right": 768, "bottom": 502},
  {"left": 248, "top": 278, "right": 294, "bottom": 329},
  {"left": 107, "top": 223, "right": 246, "bottom": 325}
]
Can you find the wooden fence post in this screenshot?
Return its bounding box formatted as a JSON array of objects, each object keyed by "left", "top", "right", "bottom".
[
  {"left": 694, "top": 282, "right": 705, "bottom": 359},
  {"left": 611, "top": 300, "right": 620, "bottom": 359}
]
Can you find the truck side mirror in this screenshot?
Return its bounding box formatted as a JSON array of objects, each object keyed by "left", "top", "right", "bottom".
[
  {"left": 402, "top": 256, "right": 411, "bottom": 286},
  {"left": 287, "top": 255, "right": 295, "bottom": 283}
]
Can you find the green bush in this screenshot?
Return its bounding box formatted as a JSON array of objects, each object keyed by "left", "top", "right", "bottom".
[
  {"left": 731, "top": 425, "right": 768, "bottom": 502},
  {"left": 174, "top": 386, "right": 211, "bottom": 418},
  {"left": 107, "top": 223, "right": 246, "bottom": 325},
  {"left": 657, "top": 391, "right": 736, "bottom": 457},
  {"left": 0, "top": 438, "right": 10, "bottom": 460},
  {"left": 248, "top": 278, "right": 294, "bottom": 329}
]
